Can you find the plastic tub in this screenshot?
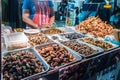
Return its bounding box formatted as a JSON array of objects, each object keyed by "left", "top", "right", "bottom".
[{"left": 4, "top": 32, "right": 29, "bottom": 50}]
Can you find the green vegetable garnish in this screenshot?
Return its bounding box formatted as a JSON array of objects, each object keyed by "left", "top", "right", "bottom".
[
  {"left": 16, "top": 56, "right": 19, "bottom": 59},
  {"left": 22, "top": 66, "right": 26, "bottom": 70}
]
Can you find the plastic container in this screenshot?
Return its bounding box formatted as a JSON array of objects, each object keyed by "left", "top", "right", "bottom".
[
  {"left": 1, "top": 37, "right": 7, "bottom": 52},
  {"left": 2, "top": 48, "right": 49, "bottom": 80},
  {"left": 4, "top": 32, "right": 29, "bottom": 50},
  {"left": 1, "top": 25, "right": 12, "bottom": 37},
  {"left": 35, "top": 43, "right": 82, "bottom": 69}
]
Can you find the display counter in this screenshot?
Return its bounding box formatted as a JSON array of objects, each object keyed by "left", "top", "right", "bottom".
[{"left": 1, "top": 16, "right": 120, "bottom": 80}]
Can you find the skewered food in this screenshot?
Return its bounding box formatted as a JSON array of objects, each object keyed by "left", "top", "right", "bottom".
[
  {"left": 76, "top": 16, "right": 113, "bottom": 38},
  {"left": 2, "top": 50, "right": 45, "bottom": 80},
  {"left": 81, "top": 38, "right": 113, "bottom": 50},
  {"left": 36, "top": 44, "right": 76, "bottom": 68},
  {"left": 61, "top": 40, "right": 98, "bottom": 56}
]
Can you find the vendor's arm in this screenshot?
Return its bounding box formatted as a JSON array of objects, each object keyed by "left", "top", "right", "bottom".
[
  {"left": 22, "top": 9, "right": 38, "bottom": 29},
  {"left": 48, "top": 1, "right": 55, "bottom": 27},
  {"left": 49, "top": 7, "right": 55, "bottom": 27},
  {"left": 22, "top": 0, "right": 38, "bottom": 29}
]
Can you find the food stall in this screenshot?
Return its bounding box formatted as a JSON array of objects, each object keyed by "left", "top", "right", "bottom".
[
  {"left": 1, "top": 0, "right": 120, "bottom": 80},
  {"left": 1, "top": 16, "right": 120, "bottom": 80}
]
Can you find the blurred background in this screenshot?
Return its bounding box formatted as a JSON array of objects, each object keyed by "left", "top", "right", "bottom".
[{"left": 1, "top": 0, "right": 120, "bottom": 29}]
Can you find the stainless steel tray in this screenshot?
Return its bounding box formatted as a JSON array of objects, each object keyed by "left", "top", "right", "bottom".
[
  {"left": 59, "top": 40, "right": 104, "bottom": 58},
  {"left": 46, "top": 32, "right": 87, "bottom": 43},
  {"left": 79, "top": 37, "right": 119, "bottom": 51},
  {"left": 41, "top": 28, "right": 65, "bottom": 35},
  {"left": 57, "top": 27, "right": 76, "bottom": 33},
  {"left": 102, "top": 41, "right": 119, "bottom": 51},
  {"left": 27, "top": 33, "right": 53, "bottom": 47},
  {"left": 2, "top": 48, "right": 49, "bottom": 80},
  {"left": 59, "top": 32, "right": 86, "bottom": 40},
  {"left": 41, "top": 27, "right": 76, "bottom": 35},
  {"left": 46, "top": 34, "right": 69, "bottom": 42},
  {"left": 76, "top": 40, "right": 104, "bottom": 58},
  {"left": 34, "top": 43, "right": 82, "bottom": 69},
  {"left": 1, "top": 37, "right": 7, "bottom": 52}
]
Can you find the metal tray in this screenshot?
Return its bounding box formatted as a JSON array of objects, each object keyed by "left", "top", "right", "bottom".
[
  {"left": 101, "top": 40, "right": 119, "bottom": 51},
  {"left": 34, "top": 43, "right": 82, "bottom": 69},
  {"left": 41, "top": 28, "right": 65, "bottom": 35},
  {"left": 60, "top": 40, "right": 104, "bottom": 58},
  {"left": 46, "top": 34, "right": 69, "bottom": 42},
  {"left": 27, "top": 33, "right": 53, "bottom": 47},
  {"left": 46, "top": 32, "right": 87, "bottom": 42},
  {"left": 1, "top": 37, "right": 7, "bottom": 52},
  {"left": 79, "top": 37, "right": 119, "bottom": 51},
  {"left": 76, "top": 40, "right": 104, "bottom": 58},
  {"left": 41, "top": 27, "right": 76, "bottom": 35},
  {"left": 59, "top": 32, "right": 86, "bottom": 40},
  {"left": 2, "top": 48, "right": 49, "bottom": 80},
  {"left": 57, "top": 27, "right": 76, "bottom": 33}
]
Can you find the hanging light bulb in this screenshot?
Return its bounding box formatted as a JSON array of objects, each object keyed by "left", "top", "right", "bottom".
[{"left": 103, "top": 0, "right": 112, "bottom": 9}]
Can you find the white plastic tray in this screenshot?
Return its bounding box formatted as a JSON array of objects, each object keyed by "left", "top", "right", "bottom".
[{"left": 24, "top": 29, "right": 40, "bottom": 34}]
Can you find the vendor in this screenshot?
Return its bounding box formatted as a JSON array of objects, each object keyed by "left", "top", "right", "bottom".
[{"left": 22, "top": 0, "right": 55, "bottom": 29}]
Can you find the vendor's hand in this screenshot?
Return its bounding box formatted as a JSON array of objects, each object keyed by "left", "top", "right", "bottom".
[
  {"left": 41, "top": 24, "right": 50, "bottom": 28},
  {"left": 33, "top": 24, "right": 39, "bottom": 29},
  {"left": 49, "top": 16, "right": 55, "bottom": 26},
  {"left": 48, "top": 23, "right": 54, "bottom": 28}
]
